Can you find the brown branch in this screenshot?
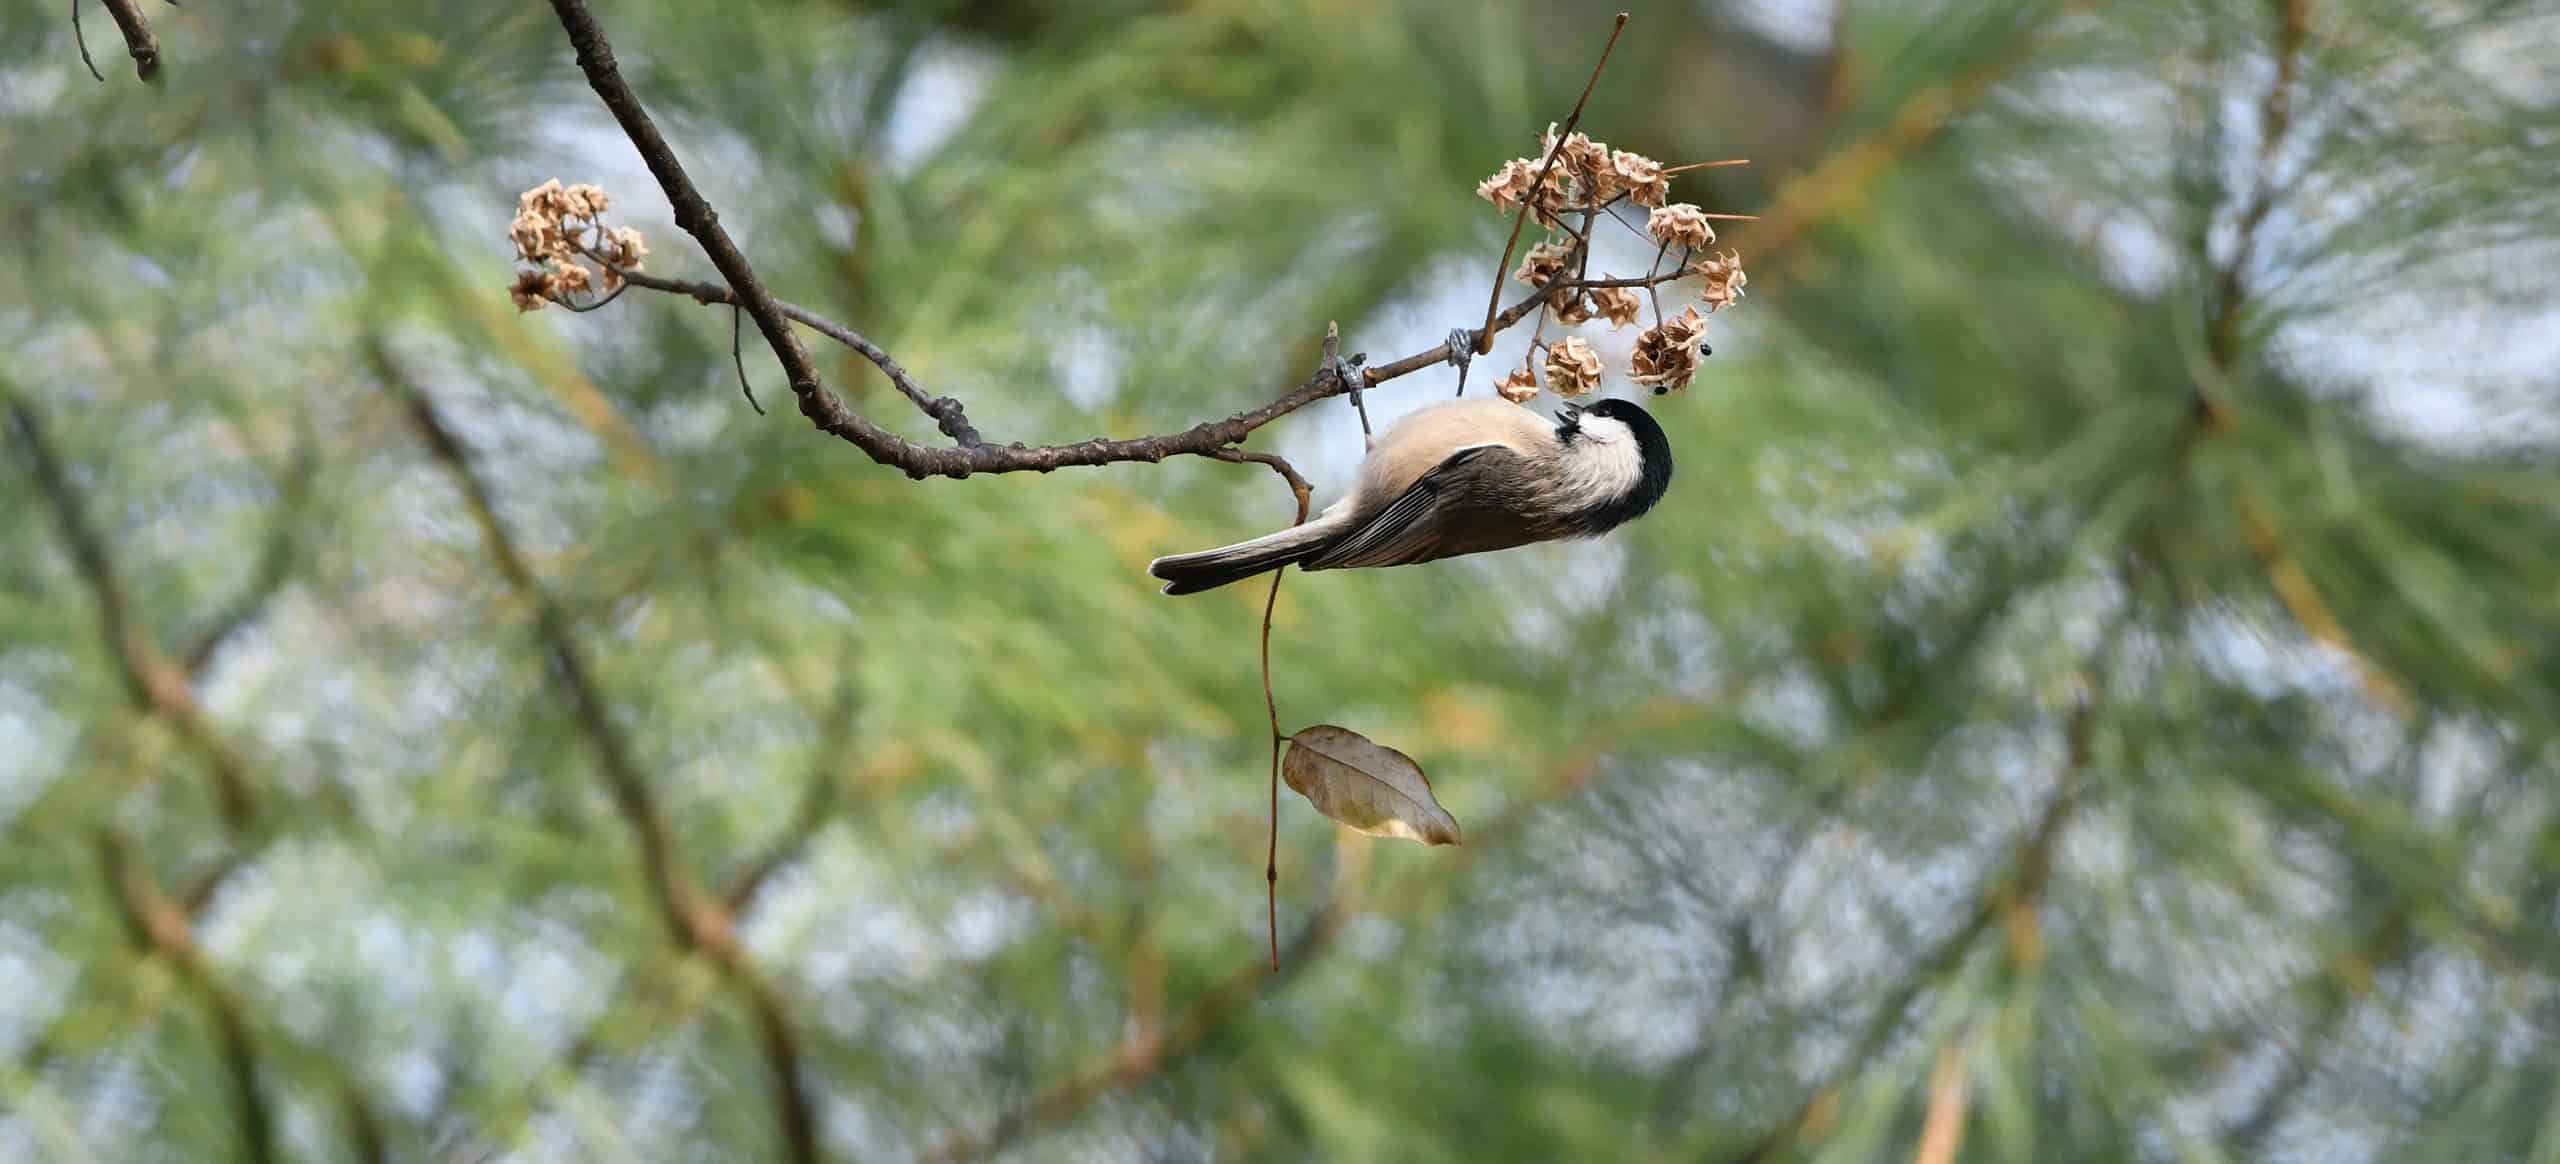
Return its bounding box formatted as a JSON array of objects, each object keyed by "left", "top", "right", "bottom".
[
  {"left": 91, "top": 0, "right": 161, "bottom": 82},
  {"left": 546, "top": 0, "right": 962, "bottom": 478},
  {"left": 596, "top": 262, "right": 1648, "bottom": 475},
  {"left": 377, "top": 345, "right": 818, "bottom": 1164},
  {"left": 99, "top": 834, "right": 274, "bottom": 1164},
  {"left": 7, "top": 394, "right": 255, "bottom": 834},
  {"left": 1207, "top": 447, "right": 1312, "bottom": 513},
  {"left": 544, "top": 0, "right": 1681, "bottom": 486}
]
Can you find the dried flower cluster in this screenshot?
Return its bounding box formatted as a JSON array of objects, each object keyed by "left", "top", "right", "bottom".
[
  {"left": 1473, "top": 127, "right": 1753, "bottom": 400},
  {"left": 1631, "top": 306, "right": 1710, "bottom": 392},
  {"left": 507, "top": 179, "right": 648, "bottom": 312},
  {"left": 1689, "top": 249, "right": 1748, "bottom": 312},
  {"left": 1512, "top": 241, "right": 1575, "bottom": 289},
  {"left": 1475, "top": 124, "right": 1673, "bottom": 226},
  {"left": 1541, "top": 336, "right": 1605, "bottom": 397},
  {"left": 1646, "top": 204, "right": 1717, "bottom": 249},
  {"left": 1591, "top": 286, "right": 1644, "bottom": 328}
]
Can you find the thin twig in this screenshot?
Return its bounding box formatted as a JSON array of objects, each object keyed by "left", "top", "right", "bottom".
[
  {"left": 940, "top": 710, "right": 1663, "bottom": 1163},
  {"left": 1261, "top": 549, "right": 1288, "bottom": 973},
  {"left": 549, "top": 280, "right": 632, "bottom": 314},
  {"left": 1248, "top": 336, "right": 1330, "bottom": 974},
  {"left": 1207, "top": 448, "right": 1313, "bottom": 514},
  {"left": 72, "top": 0, "right": 104, "bottom": 81},
  {"left": 1646, "top": 241, "right": 1669, "bottom": 321},
  {"left": 1663, "top": 158, "right": 1752, "bottom": 174},
  {"left": 731, "top": 305, "right": 764, "bottom": 415},
  {"left": 1475, "top": 12, "right": 1630, "bottom": 356}
]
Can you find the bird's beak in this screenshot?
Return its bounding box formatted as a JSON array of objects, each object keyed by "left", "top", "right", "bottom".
[{"left": 1558, "top": 402, "right": 1583, "bottom": 423}]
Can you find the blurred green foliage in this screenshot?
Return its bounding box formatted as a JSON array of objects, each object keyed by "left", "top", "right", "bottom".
[{"left": 5, "top": 0, "right": 2560, "bottom": 1161}]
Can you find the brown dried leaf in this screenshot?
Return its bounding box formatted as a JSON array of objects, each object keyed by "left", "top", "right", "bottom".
[{"left": 1282, "top": 725, "right": 1460, "bottom": 846}]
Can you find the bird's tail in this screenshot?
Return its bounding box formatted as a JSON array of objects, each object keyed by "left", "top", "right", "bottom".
[{"left": 1148, "top": 519, "right": 1342, "bottom": 595}]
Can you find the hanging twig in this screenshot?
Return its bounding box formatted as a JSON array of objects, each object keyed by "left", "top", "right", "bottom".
[
  {"left": 731, "top": 304, "right": 764, "bottom": 415},
  {"left": 71, "top": 0, "right": 104, "bottom": 81}
]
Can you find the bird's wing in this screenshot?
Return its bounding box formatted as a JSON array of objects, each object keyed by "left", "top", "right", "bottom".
[{"left": 1304, "top": 445, "right": 1529, "bottom": 571}]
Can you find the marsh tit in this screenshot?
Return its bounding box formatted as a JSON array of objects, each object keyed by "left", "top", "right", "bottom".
[{"left": 1149, "top": 395, "right": 1673, "bottom": 595}]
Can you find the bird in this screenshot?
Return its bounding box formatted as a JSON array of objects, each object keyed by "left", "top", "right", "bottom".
[{"left": 1149, "top": 395, "right": 1673, "bottom": 595}]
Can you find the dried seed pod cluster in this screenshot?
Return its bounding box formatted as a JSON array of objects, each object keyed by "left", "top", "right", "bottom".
[
  {"left": 507, "top": 179, "right": 648, "bottom": 312},
  {"left": 1477, "top": 126, "right": 1750, "bottom": 398}
]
